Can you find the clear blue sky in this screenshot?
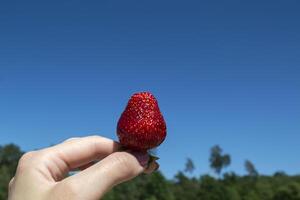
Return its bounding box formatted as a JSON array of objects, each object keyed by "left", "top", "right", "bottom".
[{"left": 1, "top": 0, "right": 300, "bottom": 178}]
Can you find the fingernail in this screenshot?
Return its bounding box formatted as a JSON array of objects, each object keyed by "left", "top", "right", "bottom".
[{"left": 131, "top": 151, "right": 149, "bottom": 167}]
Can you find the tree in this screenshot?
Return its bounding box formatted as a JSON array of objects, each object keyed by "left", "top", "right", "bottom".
[
  {"left": 243, "top": 191, "right": 260, "bottom": 200},
  {"left": 223, "top": 172, "right": 238, "bottom": 184},
  {"left": 173, "top": 172, "right": 199, "bottom": 200},
  {"left": 2, "top": 143, "right": 300, "bottom": 200},
  {"left": 184, "top": 158, "right": 195, "bottom": 174},
  {"left": 273, "top": 182, "right": 300, "bottom": 200},
  {"left": 245, "top": 160, "right": 258, "bottom": 177},
  {"left": 209, "top": 145, "right": 231, "bottom": 177},
  {"left": 0, "top": 144, "right": 24, "bottom": 200},
  {"left": 0, "top": 166, "right": 11, "bottom": 200},
  {"left": 142, "top": 171, "right": 174, "bottom": 200},
  {"left": 0, "top": 144, "right": 23, "bottom": 175},
  {"left": 198, "top": 175, "right": 226, "bottom": 200},
  {"left": 103, "top": 171, "right": 174, "bottom": 200},
  {"left": 273, "top": 171, "right": 287, "bottom": 177}
]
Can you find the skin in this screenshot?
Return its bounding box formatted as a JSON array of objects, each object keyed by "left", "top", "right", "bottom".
[{"left": 8, "top": 135, "right": 158, "bottom": 200}]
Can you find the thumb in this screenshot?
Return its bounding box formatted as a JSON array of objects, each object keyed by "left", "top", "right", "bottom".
[{"left": 56, "top": 151, "right": 149, "bottom": 200}]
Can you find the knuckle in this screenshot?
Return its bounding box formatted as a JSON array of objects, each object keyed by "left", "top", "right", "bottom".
[
  {"left": 89, "top": 135, "right": 104, "bottom": 141},
  {"left": 88, "top": 135, "right": 116, "bottom": 150},
  {"left": 20, "top": 151, "right": 36, "bottom": 162},
  {"left": 17, "top": 150, "right": 50, "bottom": 173},
  {"left": 33, "top": 151, "right": 49, "bottom": 163},
  {"left": 17, "top": 151, "right": 37, "bottom": 171},
  {"left": 89, "top": 135, "right": 107, "bottom": 149},
  {"left": 8, "top": 177, "right": 14, "bottom": 188}
]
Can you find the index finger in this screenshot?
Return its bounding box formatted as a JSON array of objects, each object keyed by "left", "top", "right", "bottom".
[{"left": 40, "top": 135, "right": 120, "bottom": 180}]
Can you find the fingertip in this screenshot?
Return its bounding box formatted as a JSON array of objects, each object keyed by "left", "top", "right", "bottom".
[
  {"left": 130, "top": 151, "right": 150, "bottom": 167},
  {"left": 144, "top": 161, "right": 159, "bottom": 174}
]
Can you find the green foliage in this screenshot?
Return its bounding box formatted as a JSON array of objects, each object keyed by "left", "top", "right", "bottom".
[
  {"left": 103, "top": 171, "right": 174, "bottom": 200},
  {"left": 209, "top": 145, "right": 231, "bottom": 177},
  {"left": 245, "top": 160, "right": 258, "bottom": 177},
  {"left": 173, "top": 172, "right": 199, "bottom": 200},
  {"left": 0, "top": 144, "right": 24, "bottom": 200},
  {"left": 184, "top": 158, "right": 195, "bottom": 174},
  {"left": 1, "top": 143, "right": 300, "bottom": 200},
  {"left": 273, "top": 182, "right": 300, "bottom": 200},
  {"left": 0, "top": 144, "right": 23, "bottom": 176},
  {"left": 274, "top": 171, "right": 287, "bottom": 177},
  {"left": 0, "top": 166, "right": 11, "bottom": 200},
  {"left": 140, "top": 171, "right": 174, "bottom": 200}
]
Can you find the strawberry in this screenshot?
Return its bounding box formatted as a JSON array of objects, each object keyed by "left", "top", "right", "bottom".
[{"left": 117, "top": 92, "right": 167, "bottom": 151}]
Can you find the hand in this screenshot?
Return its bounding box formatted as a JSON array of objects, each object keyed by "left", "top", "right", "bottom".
[{"left": 8, "top": 136, "right": 158, "bottom": 200}]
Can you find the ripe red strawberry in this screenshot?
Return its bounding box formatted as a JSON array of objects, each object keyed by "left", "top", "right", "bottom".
[{"left": 117, "top": 92, "right": 167, "bottom": 151}]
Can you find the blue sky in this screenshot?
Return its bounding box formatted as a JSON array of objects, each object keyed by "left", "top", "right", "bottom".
[{"left": 1, "top": 0, "right": 300, "bottom": 178}]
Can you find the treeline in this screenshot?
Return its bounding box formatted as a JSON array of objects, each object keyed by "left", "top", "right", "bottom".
[
  {"left": 103, "top": 171, "right": 300, "bottom": 200},
  {"left": 103, "top": 145, "right": 300, "bottom": 200},
  {"left": 1, "top": 144, "right": 300, "bottom": 200}
]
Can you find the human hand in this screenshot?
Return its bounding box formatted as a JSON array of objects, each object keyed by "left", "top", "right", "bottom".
[{"left": 8, "top": 136, "right": 158, "bottom": 200}]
